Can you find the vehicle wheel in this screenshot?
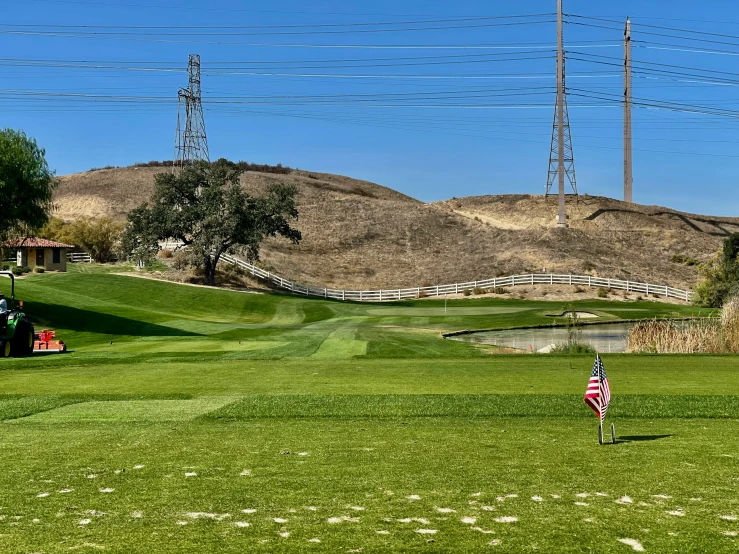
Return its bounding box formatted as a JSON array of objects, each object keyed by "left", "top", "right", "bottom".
[
  {"left": 12, "top": 320, "right": 34, "bottom": 357},
  {"left": 0, "top": 340, "right": 10, "bottom": 357}
]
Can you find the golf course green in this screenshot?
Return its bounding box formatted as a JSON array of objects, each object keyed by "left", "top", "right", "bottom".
[{"left": 0, "top": 267, "right": 736, "bottom": 553}]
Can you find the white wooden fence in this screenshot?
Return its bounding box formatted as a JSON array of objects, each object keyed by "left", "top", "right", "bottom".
[
  {"left": 67, "top": 252, "right": 93, "bottom": 263},
  {"left": 220, "top": 254, "right": 693, "bottom": 303}
]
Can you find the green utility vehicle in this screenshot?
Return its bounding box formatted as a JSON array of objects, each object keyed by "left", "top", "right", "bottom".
[{"left": 0, "top": 271, "right": 35, "bottom": 357}]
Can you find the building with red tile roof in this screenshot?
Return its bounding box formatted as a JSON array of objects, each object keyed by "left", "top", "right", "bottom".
[{"left": 2, "top": 236, "right": 75, "bottom": 272}]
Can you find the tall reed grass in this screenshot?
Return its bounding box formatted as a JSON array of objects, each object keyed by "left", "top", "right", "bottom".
[{"left": 627, "top": 298, "right": 739, "bottom": 353}]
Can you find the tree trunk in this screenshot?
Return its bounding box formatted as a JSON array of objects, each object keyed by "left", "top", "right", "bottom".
[{"left": 204, "top": 255, "right": 217, "bottom": 286}]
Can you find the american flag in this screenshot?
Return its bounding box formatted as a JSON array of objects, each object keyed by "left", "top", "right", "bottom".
[{"left": 584, "top": 354, "right": 611, "bottom": 422}]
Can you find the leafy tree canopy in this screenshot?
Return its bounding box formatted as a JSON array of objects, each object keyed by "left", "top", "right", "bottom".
[
  {"left": 694, "top": 232, "right": 739, "bottom": 307},
  {"left": 0, "top": 129, "right": 56, "bottom": 236},
  {"left": 120, "top": 159, "right": 301, "bottom": 285}
]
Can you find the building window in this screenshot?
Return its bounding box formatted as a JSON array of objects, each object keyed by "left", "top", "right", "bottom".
[{"left": 53, "top": 249, "right": 61, "bottom": 264}]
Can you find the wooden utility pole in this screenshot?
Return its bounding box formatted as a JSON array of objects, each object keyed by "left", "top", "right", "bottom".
[
  {"left": 624, "top": 18, "right": 633, "bottom": 203},
  {"left": 557, "top": 0, "right": 567, "bottom": 227}
]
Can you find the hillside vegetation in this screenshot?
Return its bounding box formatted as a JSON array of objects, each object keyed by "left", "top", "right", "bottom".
[{"left": 55, "top": 166, "right": 739, "bottom": 289}]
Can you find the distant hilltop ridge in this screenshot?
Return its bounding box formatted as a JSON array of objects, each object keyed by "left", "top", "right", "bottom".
[{"left": 54, "top": 164, "right": 739, "bottom": 290}]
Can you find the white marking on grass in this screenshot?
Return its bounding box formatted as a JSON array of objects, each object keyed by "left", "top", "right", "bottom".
[
  {"left": 720, "top": 515, "right": 737, "bottom": 521},
  {"left": 306, "top": 506, "right": 318, "bottom": 511},
  {"left": 308, "top": 537, "right": 321, "bottom": 542},
  {"left": 85, "top": 510, "right": 106, "bottom": 517},
  {"left": 131, "top": 511, "right": 143, "bottom": 518},
  {"left": 32, "top": 518, "right": 40, "bottom": 523},
  {"left": 415, "top": 529, "right": 437, "bottom": 534},
  {"left": 84, "top": 474, "right": 97, "bottom": 479},
  {"left": 406, "top": 495, "right": 421, "bottom": 501},
  {"left": 667, "top": 510, "right": 685, "bottom": 517},
  {"left": 240, "top": 469, "right": 252, "bottom": 477},
  {"left": 133, "top": 465, "right": 144, "bottom": 470},
  {"left": 551, "top": 494, "right": 561, "bottom": 499},
  {"left": 297, "top": 452, "right": 309, "bottom": 456},
  {"left": 469, "top": 500, "right": 479, "bottom": 506},
  {"left": 531, "top": 496, "right": 543, "bottom": 502},
  {"left": 397, "top": 517, "right": 429, "bottom": 524},
  {"left": 576, "top": 493, "right": 590, "bottom": 498},
  {"left": 185, "top": 512, "right": 230, "bottom": 521},
  {"left": 723, "top": 531, "right": 738, "bottom": 537},
  {"left": 435, "top": 507, "right": 456, "bottom": 514},
  {"left": 289, "top": 509, "right": 297, "bottom": 513},
  {"left": 488, "top": 539, "right": 502, "bottom": 546},
  {"left": 350, "top": 506, "right": 365, "bottom": 511},
  {"left": 114, "top": 469, "right": 124, "bottom": 475},
  {"left": 37, "top": 493, "right": 50, "bottom": 498},
  {"left": 185, "top": 472, "right": 197, "bottom": 478},
  {"left": 472, "top": 526, "right": 495, "bottom": 534},
  {"left": 461, "top": 517, "right": 477, "bottom": 524},
  {"left": 471, "top": 492, "right": 482, "bottom": 497},
  {"left": 617, "top": 538, "right": 645, "bottom": 551},
  {"left": 273, "top": 517, "right": 288, "bottom": 523},
  {"left": 59, "top": 489, "right": 73, "bottom": 494},
  {"left": 99, "top": 488, "right": 115, "bottom": 493},
  {"left": 482, "top": 506, "right": 496, "bottom": 511},
  {"left": 235, "top": 521, "right": 251, "bottom": 528},
  {"left": 279, "top": 531, "right": 290, "bottom": 538},
  {"left": 690, "top": 498, "right": 702, "bottom": 502},
  {"left": 616, "top": 496, "right": 633, "bottom": 505},
  {"left": 78, "top": 519, "right": 91, "bottom": 525},
  {"left": 652, "top": 494, "right": 672, "bottom": 499},
  {"left": 376, "top": 530, "right": 390, "bottom": 535},
  {"left": 176, "top": 521, "right": 188, "bottom": 526},
  {"left": 583, "top": 518, "right": 594, "bottom": 523},
  {"left": 242, "top": 509, "right": 257, "bottom": 514},
  {"left": 328, "top": 516, "right": 360, "bottom": 524},
  {"left": 575, "top": 502, "right": 589, "bottom": 507},
  {"left": 495, "top": 516, "right": 518, "bottom": 523}
]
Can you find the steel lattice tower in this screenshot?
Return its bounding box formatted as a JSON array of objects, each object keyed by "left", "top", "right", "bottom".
[
  {"left": 545, "top": 60, "right": 578, "bottom": 199},
  {"left": 175, "top": 54, "right": 209, "bottom": 167}
]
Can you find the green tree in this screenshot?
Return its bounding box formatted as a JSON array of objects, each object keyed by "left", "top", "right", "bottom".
[
  {"left": 40, "top": 216, "right": 124, "bottom": 262},
  {"left": 120, "top": 159, "right": 301, "bottom": 285},
  {"left": 694, "top": 233, "right": 739, "bottom": 307},
  {"left": 0, "top": 129, "right": 56, "bottom": 236}
]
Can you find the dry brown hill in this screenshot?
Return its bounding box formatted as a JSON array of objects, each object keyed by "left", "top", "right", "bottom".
[{"left": 55, "top": 166, "right": 739, "bottom": 290}]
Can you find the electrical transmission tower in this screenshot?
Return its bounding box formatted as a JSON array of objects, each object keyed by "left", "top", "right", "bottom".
[
  {"left": 174, "top": 54, "right": 209, "bottom": 167},
  {"left": 546, "top": 0, "right": 577, "bottom": 227}
]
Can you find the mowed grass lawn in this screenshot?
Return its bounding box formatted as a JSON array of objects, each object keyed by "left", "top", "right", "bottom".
[{"left": 0, "top": 270, "right": 737, "bottom": 552}]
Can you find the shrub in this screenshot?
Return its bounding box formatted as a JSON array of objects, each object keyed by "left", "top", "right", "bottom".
[
  {"left": 492, "top": 287, "right": 508, "bottom": 295},
  {"left": 472, "top": 286, "right": 486, "bottom": 295},
  {"left": 597, "top": 288, "right": 608, "bottom": 298},
  {"left": 671, "top": 253, "right": 699, "bottom": 266},
  {"left": 171, "top": 250, "right": 191, "bottom": 271},
  {"left": 574, "top": 286, "right": 584, "bottom": 293},
  {"left": 33, "top": 267, "right": 45, "bottom": 273},
  {"left": 158, "top": 249, "right": 174, "bottom": 259},
  {"left": 540, "top": 290, "right": 548, "bottom": 296},
  {"left": 417, "top": 290, "right": 428, "bottom": 299},
  {"left": 582, "top": 261, "right": 596, "bottom": 272},
  {"left": 551, "top": 342, "right": 596, "bottom": 354},
  {"left": 1, "top": 265, "right": 9, "bottom": 271},
  {"left": 462, "top": 288, "right": 472, "bottom": 297},
  {"left": 11, "top": 267, "right": 23, "bottom": 276},
  {"left": 21, "top": 266, "right": 31, "bottom": 274}
]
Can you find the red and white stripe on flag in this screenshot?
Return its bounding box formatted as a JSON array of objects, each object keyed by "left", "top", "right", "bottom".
[{"left": 584, "top": 354, "right": 611, "bottom": 421}]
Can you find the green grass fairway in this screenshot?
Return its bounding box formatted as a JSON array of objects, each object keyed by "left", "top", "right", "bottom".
[{"left": 0, "top": 271, "right": 736, "bottom": 552}]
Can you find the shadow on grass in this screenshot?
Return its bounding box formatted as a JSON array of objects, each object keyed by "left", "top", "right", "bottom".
[
  {"left": 24, "top": 302, "right": 201, "bottom": 338},
  {"left": 616, "top": 435, "right": 673, "bottom": 444}
]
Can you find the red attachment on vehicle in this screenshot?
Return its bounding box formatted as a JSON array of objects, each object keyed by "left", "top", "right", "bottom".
[
  {"left": 33, "top": 330, "right": 66, "bottom": 354},
  {"left": 37, "top": 330, "right": 56, "bottom": 343}
]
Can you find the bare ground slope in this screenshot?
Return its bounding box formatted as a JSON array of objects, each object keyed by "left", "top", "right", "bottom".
[{"left": 55, "top": 167, "right": 739, "bottom": 289}]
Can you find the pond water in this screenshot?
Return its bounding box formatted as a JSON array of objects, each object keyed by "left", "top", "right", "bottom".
[{"left": 449, "top": 323, "right": 636, "bottom": 353}]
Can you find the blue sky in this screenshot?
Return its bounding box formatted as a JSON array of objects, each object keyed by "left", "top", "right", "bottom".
[{"left": 3, "top": 0, "right": 739, "bottom": 215}]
